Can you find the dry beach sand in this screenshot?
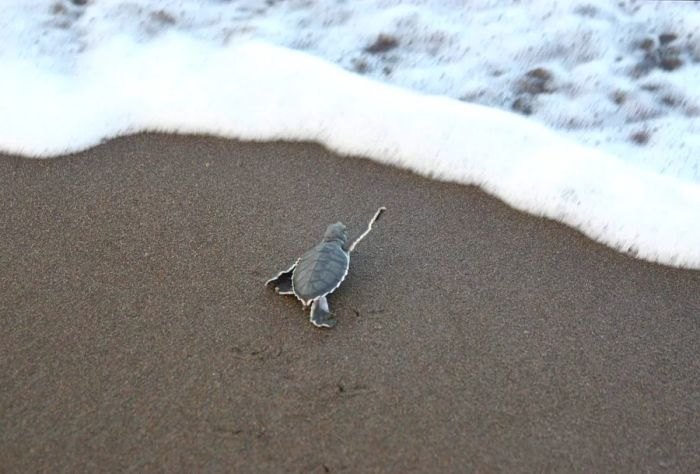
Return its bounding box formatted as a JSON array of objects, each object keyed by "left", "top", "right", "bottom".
[{"left": 1, "top": 134, "right": 699, "bottom": 472}]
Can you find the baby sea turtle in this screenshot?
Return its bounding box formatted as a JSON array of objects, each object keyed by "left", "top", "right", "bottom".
[{"left": 266, "top": 207, "right": 386, "bottom": 328}]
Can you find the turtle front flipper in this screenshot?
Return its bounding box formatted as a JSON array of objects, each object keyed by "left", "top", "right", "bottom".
[
  {"left": 309, "top": 296, "right": 336, "bottom": 328},
  {"left": 265, "top": 262, "right": 297, "bottom": 295},
  {"left": 345, "top": 207, "right": 386, "bottom": 253}
]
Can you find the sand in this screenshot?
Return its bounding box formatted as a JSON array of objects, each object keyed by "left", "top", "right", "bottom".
[{"left": 1, "top": 134, "right": 699, "bottom": 473}]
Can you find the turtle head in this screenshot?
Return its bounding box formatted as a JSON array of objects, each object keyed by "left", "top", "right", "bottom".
[{"left": 322, "top": 222, "right": 348, "bottom": 246}]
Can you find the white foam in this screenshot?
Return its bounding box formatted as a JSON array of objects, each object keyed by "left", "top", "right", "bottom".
[
  {"left": 1, "top": 33, "right": 699, "bottom": 268},
  {"left": 4, "top": 1, "right": 700, "bottom": 182}
]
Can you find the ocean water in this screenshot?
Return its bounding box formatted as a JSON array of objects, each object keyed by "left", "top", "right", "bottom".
[{"left": 1, "top": 0, "right": 699, "bottom": 268}]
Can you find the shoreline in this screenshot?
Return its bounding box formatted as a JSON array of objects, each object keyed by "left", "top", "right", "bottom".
[{"left": 2, "top": 133, "right": 698, "bottom": 472}]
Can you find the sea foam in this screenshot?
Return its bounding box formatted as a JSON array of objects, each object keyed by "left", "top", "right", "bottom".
[
  {"left": 1, "top": 34, "right": 699, "bottom": 269},
  {"left": 1, "top": 1, "right": 699, "bottom": 269},
  {"left": 6, "top": 0, "right": 698, "bottom": 183}
]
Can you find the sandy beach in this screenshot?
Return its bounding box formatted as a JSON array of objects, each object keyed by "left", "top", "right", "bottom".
[{"left": 1, "top": 134, "right": 699, "bottom": 472}]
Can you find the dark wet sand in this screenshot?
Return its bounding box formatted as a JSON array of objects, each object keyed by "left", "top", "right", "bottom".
[{"left": 1, "top": 134, "right": 699, "bottom": 473}]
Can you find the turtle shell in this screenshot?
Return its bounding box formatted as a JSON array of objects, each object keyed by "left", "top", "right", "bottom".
[{"left": 292, "top": 242, "right": 350, "bottom": 304}]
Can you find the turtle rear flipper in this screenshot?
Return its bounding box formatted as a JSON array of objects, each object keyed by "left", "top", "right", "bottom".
[
  {"left": 266, "top": 262, "right": 297, "bottom": 295},
  {"left": 310, "top": 296, "right": 336, "bottom": 328}
]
